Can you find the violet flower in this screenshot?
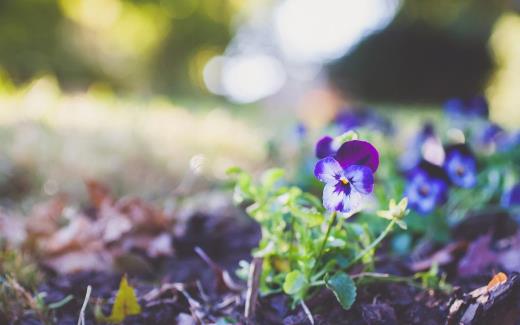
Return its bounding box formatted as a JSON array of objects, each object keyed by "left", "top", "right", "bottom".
[
  {"left": 444, "top": 144, "right": 477, "bottom": 188},
  {"left": 444, "top": 96, "right": 489, "bottom": 119},
  {"left": 334, "top": 109, "right": 393, "bottom": 135},
  {"left": 334, "top": 140, "right": 380, "bottom": 172},
  {"left": 315, "top": 136, "right": 336, "bottom": 159},
  {"left": 314, "top": 140, "right": 379, "bottom": 213},
  {"left": 405, "top": 162, "right": 448, "bottom": 214},
  {"left": 400, "top": 123, "right": 438, "bottom": 171},
  {"left": 502, "top": 184, "right": 520, "bottom": 207}
]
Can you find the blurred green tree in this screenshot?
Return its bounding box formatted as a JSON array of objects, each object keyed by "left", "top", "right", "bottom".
[{"left": 0, "top": 0, "right": 236, "bottom": 96}]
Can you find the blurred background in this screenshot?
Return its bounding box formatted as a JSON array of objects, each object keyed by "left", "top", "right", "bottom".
[{"left": 0, "top": 0, "right": 519, "bottom": 207}]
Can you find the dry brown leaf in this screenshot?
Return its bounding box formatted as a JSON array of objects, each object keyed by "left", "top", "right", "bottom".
[
  {"left": 44, "top": 250, "right": 112, "bottom": 273},
  {"left": 26, "top": 196, "right": 66, "bottom": 236},
  {"left": 147, "top": 233, "right": 173, "bottom": 258},
  {"left": 0, "top": 211, "right": 27, "bottom": 247},
  {"left": 115, "top": 197, "right": 168, "bottom": 231},
  {"left": 43, "top": 216, "right": 98, "bottom": 255},
  {"left": 97, "top": 208, "right": 133, "bottom": 243},
  {"left": 409, "top": 241, "right": 467, "bottom": 272},
  {"left": 487, "top": 272, "right": 508, "bottom": 291},
  {"left": 85, "top": 179, "right": 113, "bottom": 210}
]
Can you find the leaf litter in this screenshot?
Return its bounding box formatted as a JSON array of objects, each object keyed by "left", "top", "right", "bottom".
[{"left": 3, "top": 181, "right": 520, "bottom": 324}]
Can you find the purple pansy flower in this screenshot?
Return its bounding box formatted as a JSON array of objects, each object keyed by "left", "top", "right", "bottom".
[
  {"left": 335, "top": 140, "right": 379, "bottom": 172},
  {"left": 405, "top": 162, "right": 448, "bottom": 214},
  {"left": 502, "top": 184, "right": 520, "bottom": 207},
  {"left": 444, "top": 96, "right": 489, "bottom": 119},
  {"left": 444, "top": 144, "right": 477, "bottom": 188},
  {"left": 315, "top": 136, "right": 380, "bottom": 175},
  {"left": 315, "top": 136, "right": 336, "bottom": 159},
  {"left": 314, "top": 157, "right": 374, "bottom": 213}
]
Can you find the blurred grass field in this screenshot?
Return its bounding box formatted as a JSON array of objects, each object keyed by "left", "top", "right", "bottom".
[{"left": 0, "top": 76, "right": 268, "bottom": 208}]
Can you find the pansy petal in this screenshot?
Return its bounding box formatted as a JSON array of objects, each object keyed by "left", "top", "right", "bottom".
[
  {"left": 315, "top": 136, "right": 335, "bottom": 159},
  {"left": 502, "top": 184, "right": 520, "bottom": 207},
  {"left": 339, "top": 190, "right": 363, "bottom": 213},
  {"left": 344, "top": 165, "right": 374, "bottom": 194},
  {"left": 323, "top": 183, "right": 345, "bottom": 211},
  {"left": 444, "top": 148, "right": 477, "bottom": 188},
  {"left": 335, "top": 140, "right": 379, "bottom": 172},
  {"left": 314, "top": 157, "right": 343, "bottom": 183}
]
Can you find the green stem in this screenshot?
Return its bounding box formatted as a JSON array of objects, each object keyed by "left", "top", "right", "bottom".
[
  {"left": 348, "top": 218, "right": 396, "bottom": 267},
  {"left": 312, "top": 211, "right": 337, "bottom": 274},
  {"left": 310, "top": 272, "right": 421, "bottom": 288}
]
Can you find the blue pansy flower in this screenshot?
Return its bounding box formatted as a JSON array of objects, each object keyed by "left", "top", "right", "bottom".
[
  {"left": 334, "top": 109, "right": 393, "bottom": 135},
  {"left": 444, "top": 96, "right": 489, "bottom": 119},
  {"left": 500, "top": 131, "right": 520, "bottom": 152},
  {"left": 479, "top": 123, "right": 505, "bottom": 146},
  {"left": 295, "top": 123, "right": 307, "bottom": 139},
  {"left": 314, "top": 140, "right": 379, "bottom": 213},
  {"left": 400, "top": 123, "right": 437, "bottom": 171},
  {"left": 444, "top": 145, "right": 477, "bottom": 188},
  {"left": 405, "top": 162, "right": 448, "bottom": 214},
  {"left": 502, "top": 183, "right": 520, "bottom": 207}
]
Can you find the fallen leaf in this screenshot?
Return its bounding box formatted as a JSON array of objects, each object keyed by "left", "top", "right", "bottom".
[
  {"left": 0, "top": 211, "right": 26, "bottom": 247},
  {"left": 457, "top": 234, "right": 497, "bottom": 276},
  {"left": 44, "top": 250, "right": 112, "bottom": 273},
  {"left": 43, "top": 216, "right": 96, "bottom": 254},
  {"left": 26, "top": 196, "right": 66, "bottom": 236},
  {"left": 86, "top": 180, "right": 113, "bottom": 210},
  {"left": 409, "top": 242, "right": 467, "bottom": 272},
  {"left": 115, "top": 197, "right": 168, "bottom": 231},
  {"left": 487, "top": 272, "right": 508, "bottom": 291},
  {"left": 147, "top": 232, "right": 173, "bottom": 258},
  {"left": 107, "top": 275, "right": 141, "bottom": 323}
]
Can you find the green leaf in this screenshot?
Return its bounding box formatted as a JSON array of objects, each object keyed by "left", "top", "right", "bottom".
[
  {"left": 226, "top": 166, "right": 243, "bottom": 176},
  {"left": 325, "top": 272, "right": 357, "bottom": 310},
  {"left": 283, "top": 270, "right": 307, "bottom": 295},
  {"left": 261, "top": 168, "right": 285, "bottom": 189},
  {"left": 48, "top": 294, "right": 73, "bottom": 309},
  {"left": 107, "top": 275, "right": 141, "bottom": 323}
]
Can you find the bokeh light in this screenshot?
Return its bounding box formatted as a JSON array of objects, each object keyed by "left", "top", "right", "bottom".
[{"left": 274, "top": 0, "right": 401, "bottom": 63}]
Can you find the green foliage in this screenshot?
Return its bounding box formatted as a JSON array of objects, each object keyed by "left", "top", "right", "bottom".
[
  {"left": 0, "top": 275, "right": 71, "bottom": 325},
  {"left": 325, "top": 272, "right": 357, "bottom": 310},
  {"left": 230, "top": 168, "right": 406, "bottom": 309},
  {"left": 414, "top": 263, "right": 452, "bottom": 293},
  {"left": 0, "top": 249, "right": 42, "bottom": 290},
  {"left": 283, "top": 270, "right": 307, "bottom": 298}
]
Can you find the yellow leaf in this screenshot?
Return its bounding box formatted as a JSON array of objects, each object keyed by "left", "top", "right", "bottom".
[{"left": 108, "top": 274, "right": 141, "bottom": 323}]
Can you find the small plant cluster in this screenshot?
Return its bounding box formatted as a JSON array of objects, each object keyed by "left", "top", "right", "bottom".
[
  {"left": 0, "top": 255, "right": 141, "bottom": 325},
  {"left": 231, "top": 95, "right": 520, "bottom": 311},
  {"left": 395, "top": 97, "right": 520, "bottom": 244},
  {"left": 230, "top": 133, "right": 408, "bottom": 310}
]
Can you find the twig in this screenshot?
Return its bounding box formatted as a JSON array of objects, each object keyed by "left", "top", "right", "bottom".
[
  {"left": 77, "top": 285, "right": 92, "bottom": 325},
  {"left": 245, "top": 257, "right": 263, "bottom": 323},
  {"left": 300, "top": 300, "right": 314, "bottom": 325},
  {"left": 195, "top": 246, "right": 242, "bottom": 292}
]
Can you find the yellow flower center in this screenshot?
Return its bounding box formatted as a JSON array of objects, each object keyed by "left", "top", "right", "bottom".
[{"left": 340, "top": 177, "right": 349, "bottom": 185}]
